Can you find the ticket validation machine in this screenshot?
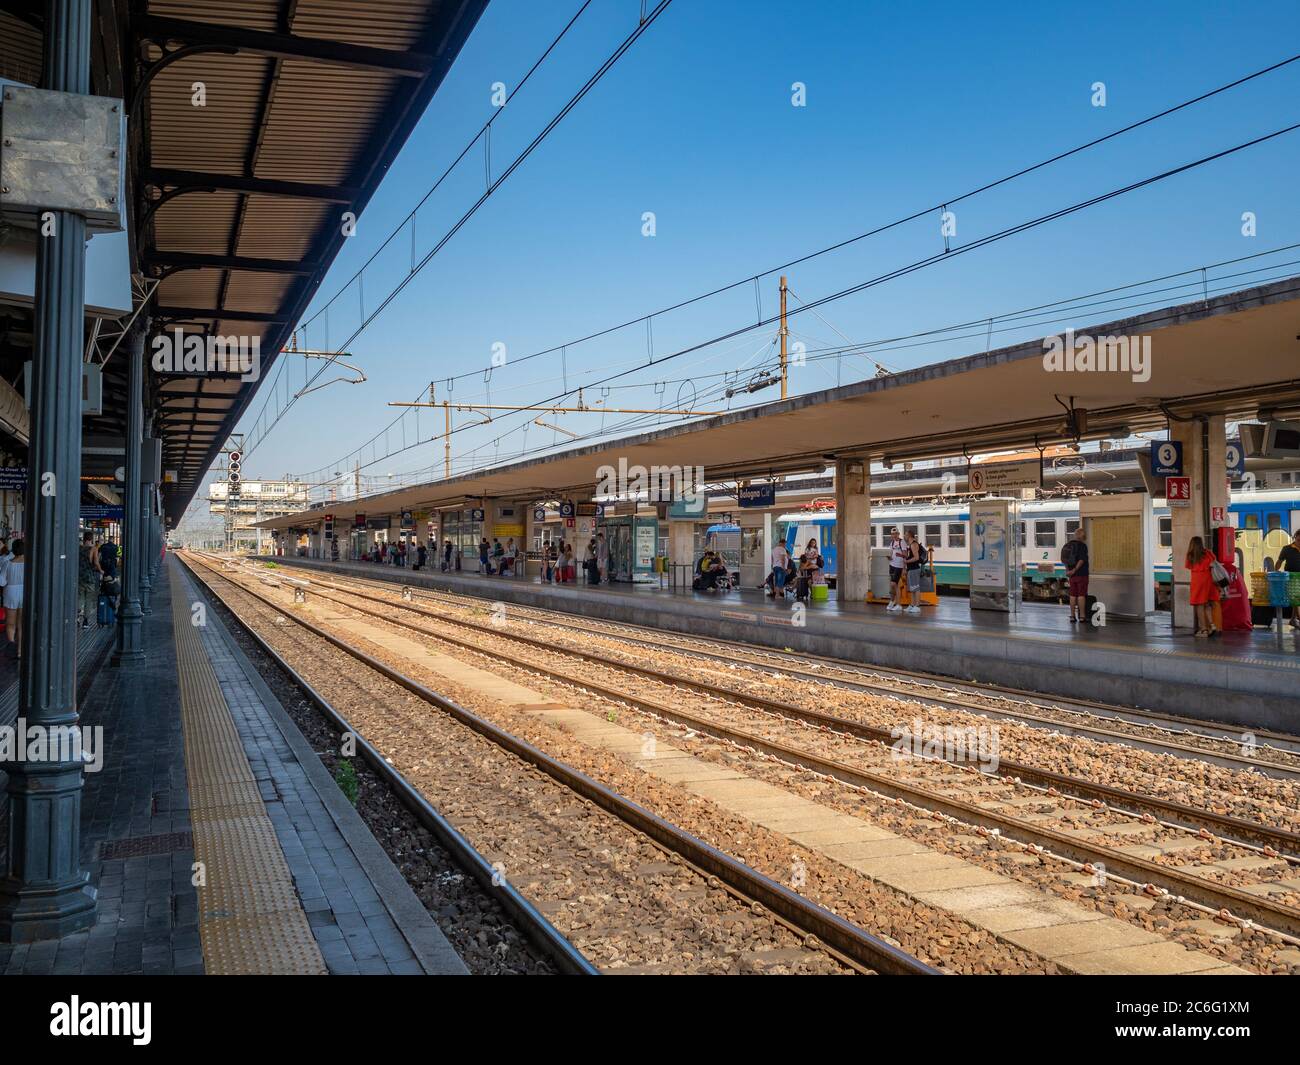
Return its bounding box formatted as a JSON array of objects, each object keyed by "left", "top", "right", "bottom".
[{"left": 1079, "top": 494, "right": 1154, "bottom": 619}]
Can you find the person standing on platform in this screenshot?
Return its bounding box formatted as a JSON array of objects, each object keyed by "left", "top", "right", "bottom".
[
  {"left": 1275, "top": 529, "right": 1300, "bottom": 629},
  {"left": 596, "top": 532, "right": 609, "bottom": 584},
  {"left": 98, "top": 534, "right": 119, "bottom": 581},
  {"left": 769, "top": 539, "right": 789, "bottom": 598},
  {"left": 416, "top": 540, "right": 427, "bottom": 571},
  {"left": 443, "top": 539, "right": 453, "bottom": 571},
  {"left": 583, "top": 536, "right": 599, "bottom": 584},
  {"left": 78, "top": 532, "right": 99, "bottom": 630},
  {"left": 1185, "top": 535, "right": 1221, "bottom": 639},
  {"left": 902, "top": 530, "right": 923, "bottom": 614},
  {"left": 1, "top": 539, "right": 24, "bottom": 659},
  {"left": 479, "top": 537, "right": 492, "bottom": 575},
  {"left": 887, "top": 527, "right": 907, "bottom": 612},
  {"left": 1061, "top": 526, "right": 1090, "bottom": 624}
]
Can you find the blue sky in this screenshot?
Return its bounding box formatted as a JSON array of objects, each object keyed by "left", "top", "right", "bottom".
[{"left": 218, "top": 0, "right": 1300, "bottom": 508}]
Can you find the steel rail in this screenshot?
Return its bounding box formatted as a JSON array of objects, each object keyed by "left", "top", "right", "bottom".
[
  {"left": 286, "top": 571, "right": 1300, "bottom": 860},
  {"left": 280, "top": 574, "right": 1300, "bottom": 941},
  {"left": 184, "top": 554, "right": 937, "bottom": 976},
  {"left": 277, "top": 559, "right": 1300, "bottom": 761},
  {"left": 374, "top": 575, "right": 1300, "bottom": 767}
]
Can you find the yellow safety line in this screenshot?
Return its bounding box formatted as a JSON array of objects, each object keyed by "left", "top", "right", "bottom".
[{"left": 170, "top": 572, "right": 326, "bottom": 975}]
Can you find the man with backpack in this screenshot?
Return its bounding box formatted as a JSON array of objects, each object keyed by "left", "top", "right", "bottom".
[
  {"left": 1061, "top": 526, "right": 1090, "bottom": 624},
  {"left": 903, "top": 529, "right": 927, "bottom": 614}
]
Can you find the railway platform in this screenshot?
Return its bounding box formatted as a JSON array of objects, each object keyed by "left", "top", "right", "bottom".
[
  {"left": 276, "top": 557, "right": 1300, "bottom": 731},
  {"left": 0, "top": 558, "right": 466, "bottom": 976}
]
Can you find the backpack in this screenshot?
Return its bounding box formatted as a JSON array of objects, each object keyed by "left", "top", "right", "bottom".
[{"left": 915, "top": 543, "right": 928, "bottom": 566}]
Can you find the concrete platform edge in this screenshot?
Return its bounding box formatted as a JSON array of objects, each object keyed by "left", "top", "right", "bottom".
[{"left": 182, "top": 563, "right": 469, "bottom": 976}]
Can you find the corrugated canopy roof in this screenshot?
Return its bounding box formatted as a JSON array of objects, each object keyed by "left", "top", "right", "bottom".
[
  {"left": 256, "top": 277, "right": 1300, "bottom": 530},
  {"left": 0, "top": 0, "right": 487, "bottom": 522}
]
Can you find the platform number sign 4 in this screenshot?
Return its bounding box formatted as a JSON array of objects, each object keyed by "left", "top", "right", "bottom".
[{"left": 1225, "top": 439, "right": 1246, "bottom": 479}]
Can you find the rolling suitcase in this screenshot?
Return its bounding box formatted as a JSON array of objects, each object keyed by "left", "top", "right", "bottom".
[{"left": 97, "top": 594, "right": 115, "bottom": 626}]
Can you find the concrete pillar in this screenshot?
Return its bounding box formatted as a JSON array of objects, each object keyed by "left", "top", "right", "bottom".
[
  {"left": 478, "top": 499, "right": 495, "bottom": 571},
  {"left": 113, "top": 322, "right": 146, "bottom": 663},
  {"left": 835, "top": 458, "right": 872, "bottom": 602},
  {"left": 669, "top": 520, "right": 694, "bottom": 583},
  {"left": 139, "top": 419, "right": 154, "bottom": 616},
  {"left": 0, "top": 0, "right": 98, "bottom": 943},
  {"left": 525, "top": 503, "right": 539, "bottom": 580},
  {"left": 1168, "top": 415, "right": 1228, "bottom": 630}
]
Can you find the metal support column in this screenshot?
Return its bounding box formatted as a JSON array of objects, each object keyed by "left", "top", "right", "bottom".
[
  {"left": 140, "top": 416, "right": 154, "bottom": 616},
  {"left": 113, "top": 323, "right": 146, "bottom": 663},
  {"left": 0, "top": 0, "right": 98, "bottom": 942}
]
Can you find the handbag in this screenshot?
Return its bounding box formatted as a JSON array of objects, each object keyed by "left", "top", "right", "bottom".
[{"left": 1209, "top": 558, "right": 1230, "bottom": 589}]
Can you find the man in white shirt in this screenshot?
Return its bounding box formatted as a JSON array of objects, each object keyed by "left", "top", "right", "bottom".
[
  {"left": 770, "top": 541, "right": 789, "bottom": 598},
  {"left": 887, "top": 528, "right": 908, "bottom": 612}
]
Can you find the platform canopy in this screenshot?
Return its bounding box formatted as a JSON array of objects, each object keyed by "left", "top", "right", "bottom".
[
  {"left": 0, "top": 0, "right": 488, "bottom": 523},
  {"left": 254, "top": 276, "right": 1300, "bottom": 530}
]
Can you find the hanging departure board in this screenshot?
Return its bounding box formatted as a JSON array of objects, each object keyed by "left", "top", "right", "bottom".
[{"left": 1089, "top": 514, "right": 1142, "bottom": 573}]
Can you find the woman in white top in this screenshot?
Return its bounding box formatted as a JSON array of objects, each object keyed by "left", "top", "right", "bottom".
[{"left": 1, "top": 538, "right": 24, "bottom": 658}]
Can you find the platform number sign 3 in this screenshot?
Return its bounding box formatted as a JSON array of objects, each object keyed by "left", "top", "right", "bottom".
[{"left": 1151, "top": 440, "right": 1183, "bottom": 477}]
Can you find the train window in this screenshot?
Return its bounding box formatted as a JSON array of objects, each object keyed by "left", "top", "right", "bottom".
[
  {"left": 925, "top": 523, "right": 942, "bottom": 547},
  {"left": 947, "top": 522, "right": 966, "bottom": 548},
  {"left": 1159, "top": 517, "right": 1172, "bottom": 548},
  {"left": 903, "top": 524, "right": 918, "bottom": 541},
  {"left": 1267, "top": 513, "right": 1283, "bottom": 531},
  {"left": 1065, "top": 519, "right": 1080, "bottom": 538},
  {"left": 1017, "top": 522, "right": 1026, "bottom": 547},
  {"left": 1034, "top": 520, "right": 1057, "bottom": 548},
  {"left": 1242, "top": 514, "right": 1260, "bottom": 530}
]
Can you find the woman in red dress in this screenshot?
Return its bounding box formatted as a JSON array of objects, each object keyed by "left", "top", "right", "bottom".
[{"left": 1185, "top": 535, "right": 1220, "bottom": 638}]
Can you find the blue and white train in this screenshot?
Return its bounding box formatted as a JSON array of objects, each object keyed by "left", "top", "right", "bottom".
[{"left": 779, "top": 490, "right": 1300, "bottom": 605}]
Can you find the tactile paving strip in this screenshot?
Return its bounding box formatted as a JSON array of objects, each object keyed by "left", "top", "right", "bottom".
[{"left": 170, "top": 576, "right": 326, "bottom": 975}]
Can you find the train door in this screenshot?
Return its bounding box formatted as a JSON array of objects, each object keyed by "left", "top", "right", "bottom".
[{"left": 1234, "top": 503, "right": 1291, "bottom": 574}]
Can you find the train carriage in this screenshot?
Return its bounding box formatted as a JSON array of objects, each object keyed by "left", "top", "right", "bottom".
[{"left": 779, "top": 489, "right": 1300, "bottom": 605}]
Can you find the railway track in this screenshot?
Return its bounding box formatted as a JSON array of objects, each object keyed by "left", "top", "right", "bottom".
[
  {"left": 183, "top": 553, "right": 937, "bottom": 976},
  {"left": 268, "top": 565, "right": 1300, "bottom": 849},
  {"left": 226, "top": 558, "right": 1300, "bottom": 953},
  {"left": 309, "top": 566, "right": 1300, "bottom": 778}
]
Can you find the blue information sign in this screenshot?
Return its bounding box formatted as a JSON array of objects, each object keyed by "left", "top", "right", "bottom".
[
  {"left": 1150, "top": 440, "right": 1183, "bottom": 477},
  {"left": 80, "top": 505, "right": 124, "bottom": 520},
  {"left": 1225, "top": 438, "right": 1246, "bottom": 478},
  {"left": 738, "top": 483, "right": 776, "bottom": 508}
]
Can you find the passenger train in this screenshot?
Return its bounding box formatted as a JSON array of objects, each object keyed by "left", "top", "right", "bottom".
[{"left": 779, "top": 490, "right": 1300, "bottom": 606}]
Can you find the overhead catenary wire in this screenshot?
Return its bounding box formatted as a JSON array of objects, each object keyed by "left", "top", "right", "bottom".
[
  {"left": 302, "top": 234, "right": 1300, "bottom": 498},
  {"left": 243, "top": 0, "right": 675, "bottom": 461},
  {"left": 289, "top": 51, "right": 1300, "bottom": 405},
  {"left": 275, "top": 54, "right": 1300, "bottom": 488}
]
